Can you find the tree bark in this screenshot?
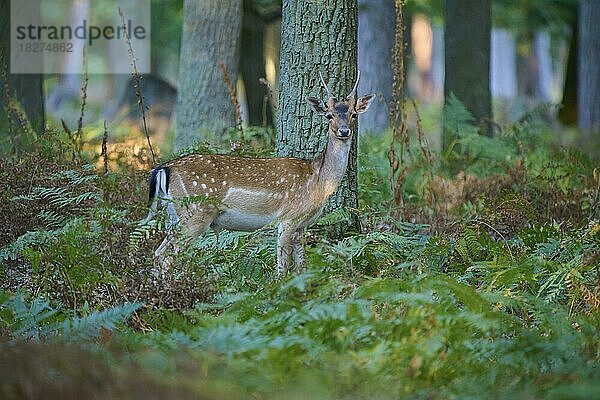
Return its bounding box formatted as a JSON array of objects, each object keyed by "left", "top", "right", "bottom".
[
  {"left": 277, "top": 0, "right": 359, "bottom": 211},
  {"left": 357, "top": 0, "right": 395, "bottom": 135},
  {"left": 443, "top": 0, "right": 492, "bottom": 144},
  {"left": 0, "top": 0, "right": 45, "bottom": 136},
  {"left": 174, "top": 0, "right": 242, "bottom": 150},
  {"left": 578, "top": 0, "right": 600, "bottom": 133},
  {"left": 240, "top": 4, "right": 270, "bottom": 127}
]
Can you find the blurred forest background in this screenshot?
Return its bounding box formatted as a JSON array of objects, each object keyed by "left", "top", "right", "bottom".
[
  {"left": 0, "top": 1, "right": 599, "bottom": 399},
  {"left": 1, "top": 0, "right": 598, "bottom": 155}
]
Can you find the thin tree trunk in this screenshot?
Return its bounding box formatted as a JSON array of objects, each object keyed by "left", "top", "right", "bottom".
[
  {"left": 240, "top": 5, "right": 270, "bottom": 127},
  {"left": 278, "top": 0, "right": 359, "bottom": 211},
  {"left": 559, "top": 22, "right": 578, "bottom": 126},
  {"left": 357, "top": 0, "right": 394, "bottom": 135},
  {"left": 45, "top": 0, "right": 88, "bottom": 119},
  {"left": 431, "top": 23, "right": 444, "bottom": 101},
  {"left": 265, "top": 20, "right": 281, "bottom": 129},
  {"left": 443, "top": 0, "right": 492, "bottom": 143},
  {"left": 174, "top": 0, "right": 242, "bottom": 150},
  {"left": 534, "top": 31, "right": 553, "bottom": 102},
  {"left": 578, "top": 0, "right": 600, "bottom": 133},
  {"left": 491, "top": 28, "right": 517, "bottom": 99},
  {"left": 0, "top": 0, "right": 45, "bottom": 136}
]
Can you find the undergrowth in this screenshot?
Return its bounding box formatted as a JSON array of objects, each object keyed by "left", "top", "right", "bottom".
[{"left": 0, "top": 98, "right": 598, "bottom": 399}]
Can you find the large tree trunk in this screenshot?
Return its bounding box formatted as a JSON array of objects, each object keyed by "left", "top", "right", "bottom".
[
  {"left": 357, "top": 0, "right": 394, "bottom": 135},
  {"left": 174, "top": 0, "right": 242, "bottom": 150},
  {"left": 443, "top": 0, "right": 492, "bottom": 144},
  {"left": 578, "top": 0, "right": 600, "bottom": 133},
  {"left": 0, "top": 0, "right": 45, "bottom": 137},
  {"left": 277, "top": 0, "right": 359, "bottom": 211}
]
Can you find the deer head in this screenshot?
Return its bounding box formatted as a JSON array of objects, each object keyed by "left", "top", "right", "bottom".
[{"left": 307, "top": 71, "right": 375, "bottom": 140}]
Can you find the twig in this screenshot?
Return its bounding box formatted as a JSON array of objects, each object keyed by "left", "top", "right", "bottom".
[
  {"left": 259, "top": 77, "right": 277, "bottom": 112},
  {"left": 118, "top": 6, "right": 156, "bottom": 165},
  {"left": 260, "top": 77, "right": 277, "bottom": 132},
  {"left": 220, "top": 63, "right": 244, "bottom": 142},
  {"left": 262, "top": 94, "right": 269, "bottom": 128},
  {"left": 589, "top": 168, "right": 600, "bottom": 222},
  {"left": 60, "top": 119, "right": 78, "bottom": 161},
  {"left": 74, "top": 45, "right": 88, "bottom": 159},
  {"left": 412, "top": 98, "right": 437, "bottom": 222},
  {"left": 388, "top": 0, "right": 407, "bottom": 213},
  {"left": 102, "top": 120, "right": 109, "bottom": 175},
  {"left": 472, "top": 219, "right": 514, "bottom": 261}
]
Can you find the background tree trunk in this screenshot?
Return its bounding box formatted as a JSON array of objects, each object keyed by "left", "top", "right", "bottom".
[
  {"left": 174, "top": 0, "right": 242, "bottom": 150},
  {"left": 45, "top": 0, "right": 88, "bottom": 121},
  {"left": 240, "top": 4, "right": 270, "bottom": 127},
  {"left": 559, "top": 22, "right": 578, "bottom": 126},
  {"left": 534, "top": 31, "right": 553, "bottom": 102},
  {"left": 431, "top": 23, "right": 445, "bottom": 101},
  {"left": 357, "top": 0, "right": 395, "bottom": 135},
  {"left": 277, "top": 0, "right": 359, "bottom": 211},
  {"left": 0, "top": 0, "right": 45, "bottom": 136},
  {"left": 443, "top": 0, "right": 492, "bottom": 144},
  {"left": 491, "top": 28, "right": 517, "bottom": 99},
  {"left": 578, "top": 0, "right": 600, "bottom": 133}
]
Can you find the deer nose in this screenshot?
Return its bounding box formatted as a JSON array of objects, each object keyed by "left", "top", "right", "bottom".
[{"left": 337, "top": 127, "right": 350, "bottom": 138}]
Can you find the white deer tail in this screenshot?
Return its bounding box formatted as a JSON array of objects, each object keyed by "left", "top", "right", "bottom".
[{"left": 140, "top": 167, "right": 174, "bottom": 225}]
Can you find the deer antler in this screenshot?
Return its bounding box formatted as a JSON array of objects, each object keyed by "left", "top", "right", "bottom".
[
  {"left": 346, "top": 70, "right": 361, "bottom": 99},
  {"left": 319, "top": 71, "right": 333, "bottom": 99}
]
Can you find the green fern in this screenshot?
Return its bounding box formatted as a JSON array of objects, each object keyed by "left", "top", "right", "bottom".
[
  {"left": 444, "top": 94, "right": 516, "bottom": 174},
  {"left": 455, "top": 225, "right": 483, "bottom": 264},
  {"left": 0, "top": 229, "right": 61, "bottom": 262},
  {"left": 0, "top": 292, "right": 59, "bottom": 340},
  {"left": 129, "top": 219, "right": 163, "bottom": 252},
  {"left": 315, "top": 207, "right": 353, "bottom": 226},
  {"left": 0, "top": 292, "right": 142, "bottom": 341},
  {"left": 37, "top": 209, "right": 68, "bottom": 228},
  {"left": 61, "top": 301, "right": 143, "bottom": 341}
]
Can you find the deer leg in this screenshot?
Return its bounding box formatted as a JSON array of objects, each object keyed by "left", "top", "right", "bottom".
[
  {"left": 153, "top": 231, "right": 185, "bottom": 279},
  {"left": 277, "top": 222, "right": 297, "bottom": 274},
  {"left": 291, "top": 228, "right": 306, "bottom": 270},
  {"left": 153, "top": 206, "right": 218, "bottom": 278}
]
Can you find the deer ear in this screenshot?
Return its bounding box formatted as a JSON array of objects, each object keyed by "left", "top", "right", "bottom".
[
  {"left": 307, "top": 97, "right": 327, "bottom": 115},
  {"left": 355, "top": 94, "right": 376, "bottom": 114}
]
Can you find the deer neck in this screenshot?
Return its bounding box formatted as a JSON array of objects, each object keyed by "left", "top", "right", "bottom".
[{"left": 311, "top": 131, "right": 352, "bottom": 198}]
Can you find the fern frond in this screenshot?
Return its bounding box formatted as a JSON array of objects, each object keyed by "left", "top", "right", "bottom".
[
  {"left": 61, "top": 302, "right": 143, "bottom": 341},
  {"left": 51, "top": 166, "right": 98, "bottom": 185},
  {"left": 38, "top": 209, "right": 68, "bottom": 228},
  {"left": 316, "top": 207, "right": 352, "bottom": 226},
  {"left": 1, "top": 293, "right": 59, "bottom": 339},
  {"left": 0, "top": 230, "right": 59, "bottom": 261},
  {"left": 129, "top": 219, "right": 162, "bottom": 251}
]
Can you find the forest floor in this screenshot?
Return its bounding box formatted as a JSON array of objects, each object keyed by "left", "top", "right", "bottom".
[{"left": 1, "top": 103, "right": 599, "bottom": 399}]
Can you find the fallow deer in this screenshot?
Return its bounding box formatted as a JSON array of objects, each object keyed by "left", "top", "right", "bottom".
[{"left": 144, "top": 72, "right": 374, "bottom": 275}]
